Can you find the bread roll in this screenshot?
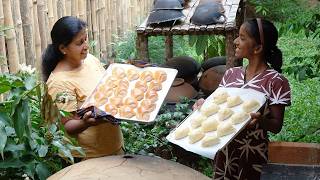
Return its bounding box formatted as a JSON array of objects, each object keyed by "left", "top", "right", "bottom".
[
  {"left": 140, "top": 99, "right": 156, "bottom": 112},
  {"left": 201, "top": 116, "right": 220, "bottom": 132},
  {"left": 242, "top": 99, "right": 260, "bottom": 113},
  {"left": 154, "top": 70, "right": 167, "bottom": 82},
  {"left": 136, "top": 111, "right": 151, "bottom": 121},
  {"left": 131, "top": 88, "right": 144, "bottom": 101},
  {"left": 188, "top": 129, "right": 205, "bottom": 144},
  {"left": 114, "top": 87, "right": 127, "bottom": 98},
  {"left": 135, "top": 80, "right": 148, "bottom": 92},
  {"left": 230, "top": 111, "right": 250, "bottom": 124},
  {"left": 123, "top": 97, "right": 138, "bottom": 108},
  {"left": 145, "top": 90, "right": 158, "bottom": 103},
  {"left": 104, "top": 76, "right": 119, "bottom": 88},
  {"left": 140, "top": 70, "right": 153, "bottom": 82},
  {"left": 126, "top": 68, "right": 139, "bottom": 81},
  {"left": 227, "top": 96, "right": 243, "bottom": 108},
  {"left": 200, "top": 103, "right": 220, "bottom": 117},
  {"left": 109, "top": 97, "right": 123, "bottom": 108},
  {"left": 217, "top": 121, "right": 236, "bottom": 137},
  {"left": 201, "top": 134, "right": 220, "bottom": 147},
  {"left": 149, "top": 80, "right": 162, "bottom": 91},
  {"left": 104, "top": 104, "right": 118, "bottom": 116},
  {"left": 119, "top": 106, "right": 135, "bottom": 118},
  {"left": 93, "top": 92, "right": 108, "bottom": 107},
  {"left": 218, "top": 108, "right": 234, "bottom": 121},
  {"left": 117, "top": 79, "right": 129, "bottom": 89},
  {"left": 174, "top": 126, "right": 189, "bottom": 140},
  {"left": 190, "top": 114, "right": 207, "bottom": 129},
  {"left": 112, "top": 67, "right": 126, "bottom": 78},
  {"left": 212, "top": 90, "right": 229, "bottom": 104}
]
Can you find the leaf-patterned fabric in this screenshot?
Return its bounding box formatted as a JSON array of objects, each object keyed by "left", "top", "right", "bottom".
[{"left": 214, "top": 67, "right": 291, "bottom": 180}]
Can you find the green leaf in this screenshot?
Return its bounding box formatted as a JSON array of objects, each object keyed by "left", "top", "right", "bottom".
[
  {"left": 188, "top": 35, "right": 197, "bottom": 47},
  {"left": 25, "top": 162, "right": 36, "bottom": 180},
  {"left": 0, "top": 122, "right": 7, "bottom": 159},
  {"left": 195, "top": 35, "right": 208, "bottom": 56},
  {"left": 52, "top": 140, "right": 74, "bottom": 163},
  {"left": 0, "top": 112, "right": 11, "bottom": 126},
  {"left": 38, "top": 145, "right": 48, "bottom": 157},
  {"left": 12, "top": 99, "right": 30, "bottom": 140},
  {"left": 35, "top": 162, "right": 51, "bottom": 180},
  {"left": 4, "top": 143, "right": 25, "bottom": 152},
  {"left": 24, "top": 75, "right": 37, "bottom": 90},
  {"left": 0, "top": 157, "right": 25, "bottom": 168}
]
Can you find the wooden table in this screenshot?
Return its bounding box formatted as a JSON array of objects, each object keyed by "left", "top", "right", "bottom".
[
  {"left": 136, "top": 0, "right": 245, "bottom": 68},
  {"left": 48, "top": 155, "right": 211, "bottom": 180}
]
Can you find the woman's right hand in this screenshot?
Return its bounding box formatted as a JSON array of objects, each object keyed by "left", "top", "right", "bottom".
[{"left": 192, "top": 98, "right": 205, "bottom": 111}]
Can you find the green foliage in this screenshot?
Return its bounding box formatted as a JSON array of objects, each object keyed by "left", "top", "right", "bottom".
[
  {"left": 188, "top": 35, "right": 225, "bottom": 58},
  {"left": 0, "top": 71, "right": 83, "bottom": 179},
  {"left": 248, "top": 0, "right": 272, "bottom": 16},
  {"left": 269, "top": 77, "right": 320, "bottom": 143}
]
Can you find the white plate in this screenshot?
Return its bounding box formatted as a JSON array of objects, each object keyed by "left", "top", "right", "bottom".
[
  {"left": 166, "top": 87, "right": 266, "bottom": 159},
  {"left": 82, "top": 63, "right": 177, "bottom": 124}
]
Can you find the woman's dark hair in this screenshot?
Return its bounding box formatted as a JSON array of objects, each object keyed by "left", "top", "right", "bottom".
[
  {"left": 244, "top": 19, "right": 283, "bottom": 73},
  {"left": 42, "top": 16, "right": 87, "bottom": 81}
]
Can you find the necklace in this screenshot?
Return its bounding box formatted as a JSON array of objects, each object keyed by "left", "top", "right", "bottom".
[{"left": 243, "top": 66, "right": 268, "bottom": 83}]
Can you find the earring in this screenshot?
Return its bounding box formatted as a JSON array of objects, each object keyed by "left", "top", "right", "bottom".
[{"left": 62, "top": 52, "right": 66, "bottom": 55}]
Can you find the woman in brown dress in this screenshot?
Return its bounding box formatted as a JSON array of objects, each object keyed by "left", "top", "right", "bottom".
[{"left": 193, "top": 19, "right": 291, "bottom": 179}]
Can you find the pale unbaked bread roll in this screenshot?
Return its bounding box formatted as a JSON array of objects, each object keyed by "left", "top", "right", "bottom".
[
  {"left": 201, "top": 134, "right": 220, "bottom": 147},
  {"left": 190, "top": 114, "right": 207, "bottom": 129},
  {"left": 242, "top": 99, "right": 260, "bottom": 113},
  {"left": 112, "top": 67, "right": 126, "bottom": 78},
  {"left": 140, "top": 70, "right": 153, "bottom": 82},
  {"left": 218, "top": 108, "right": 234, "bottom": 121},
  {"left": 135, "top": 80, "right": 148, "bottom": 92},
  {"left": 123, "top": 97, "right": 138, "bottom": 108},
  {"left": 201, "top": 116, "right": 220, "bottom": 132},
  {"left": 154, "top": 70, "right": 167, "bottom": 82},
  {"left": 126, "top": 68, "right": 139, "bottom": 81},
  {"left": 230, "top": 111, "right": 250, "bottom": 124},
  {"left": 149, "top": 80, "right": 162, "bottom": 91},
  {"left": 174, "top": 126, "right": 190, "bottom": 140},
  {"left": 200, "top": 103, "right": 220, "bottom": 117},
  {"left": 131, "top": 88, "right": 144, "bottom": 101},
  {"left": 104, "top": 104, "right": 118, "bottom": 116},
  {"left": 119, "top": 106, "right": 135, "bottom": 118},
  {"left": 212, "top": 91, "right": 229, "bottom": 104},
  {"left": 109, "top": 97, "right": 123, "bottom": 108},
  {"left": 227, "top": 96, "right": 243, "bottom": 108},
  {"left": 188, "top": 129, "right": 205, "bottom": 144},
  {"left": 217, "top": 121, "right": 236, "bottom": 137},
  {"left": 145, "top": 90, "right": 158, "bottom": 103}
]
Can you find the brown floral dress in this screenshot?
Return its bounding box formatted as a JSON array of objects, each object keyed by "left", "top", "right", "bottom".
[{"left": 213, "top": 67, "right": 291, "bottom": 180}]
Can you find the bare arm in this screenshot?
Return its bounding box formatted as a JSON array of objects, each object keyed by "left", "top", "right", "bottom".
[{"left": 249, "top": 104, "right": 285, "bottom": 134}]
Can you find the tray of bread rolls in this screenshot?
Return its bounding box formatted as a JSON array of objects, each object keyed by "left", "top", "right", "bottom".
[
  {"left": 166, "top": 87, "right": 266, "bottom": 159},
  {"left": 81, "top": 63, "right": 177, "bottom": 123}
]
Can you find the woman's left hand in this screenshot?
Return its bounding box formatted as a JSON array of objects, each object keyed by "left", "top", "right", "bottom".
[{"left": 247, "top": 112, "right": 262, "bottom": 129}]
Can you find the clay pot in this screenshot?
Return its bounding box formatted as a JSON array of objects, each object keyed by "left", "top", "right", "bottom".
[
  {"left": 165, "top": 78, "right": 198, "bottom": 104},
  {"left": 201, "top": 56, "right": 226, "bottom": 71},
  {"left": 198, "top": 65, "right": 226, "bottom": 96}
]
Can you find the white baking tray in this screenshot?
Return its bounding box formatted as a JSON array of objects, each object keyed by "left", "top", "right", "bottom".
[
  {"left": 82, "top": 63, "right": 177, "bottom": 124},
  {"left": 166, "top": 87, "right": 266, "bottom": 159}
]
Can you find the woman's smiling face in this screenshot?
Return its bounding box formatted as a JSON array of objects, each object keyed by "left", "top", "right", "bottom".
[{"left": 233, "top": 23, "right": 258, "bottom": 59}]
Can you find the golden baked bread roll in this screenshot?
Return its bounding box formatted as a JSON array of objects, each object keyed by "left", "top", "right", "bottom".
[
  {"left": 201, "top": 116, "right": 220, "bottom": 132},
  {"left": 104, "top": 104, "right": 118, "bottom": 116},
  {"left": 109, "top": 97, "right": 123, "bottom": 108},
  {"left": 135, "top": 80, "right": 148, "bottom": 92},
  {"left": 123, "top": 97, "right": 138, "bottom": 108},
  {"left": 112, "top": 67, "right": 126, "bottom": 78},
  {"left": 131, "top": 88, "right": 144, "bottom": 101},
  {"left": 119, "top": 106, "right": 135, "bottom": 118},
  {"left": 217, "top": 121, "right": 236, "bottom": 137},
  {"left": 145, "top": 90, "right": 158, "bottom": 103},
  {"left": 242, "top": 99, "right": 260, "bottom": 113},
  {"left": 174, "top": 126, "right": 190, "bottom": 140},
  {"left": 200, "top": 103, "right": 220, "bottom": 117},
  {"left": 201, "top": 134, "right": 220, "bottom": 147},
  {"left": 149, "top": 80, "right": 162, "bottom": 91},
  {"left": 230, "top": 111, "right": 250, "bottom": 124},
  {"left": 188, "top": 129, "right": 205, "bottom": 144},
  {"left": 227, "top": 96, "right": 243, "bottom": 108},
  {"left": 212, "top": 90, "right": 229, "bottom": 104},
  {"left": 153, "top": 70, "right": 167, "bottom": 82},
  {"left": 218, "top": 108, "right": 234, "bottom": 121},
  {"left": 140, "top": 70, "right": 153, "bottom": 82},
  {"left": 126, "top": 68, "right": 139, "bottom": 81},
  {"left": 190, "top": 114, "right": 207, "bottom": 129}
]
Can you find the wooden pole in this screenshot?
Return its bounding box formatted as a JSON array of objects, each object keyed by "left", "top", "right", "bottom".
[
  {"left": 71, "top": 0, "right": 79, "bottom": 17},
  {"left": 20, "top": 0, "right": 36, "bottom": 67},
  {"left": 47, "top": 0, "right": 55, "bottom": 30},
  {"left": 57, "top": 0, "right": 66, "bottom": 18},
  {"left": 105, "top": 0, "right": 111, "bottom": 56},
  {"left": 78, "top": 0, "right": 86, "bottom": 21},
  {"left": 98, "top": 0, "right": 106, "bottom": 62},
  {"left": 0, "top": 0, "right": 8, "bottom": 73},
  {"left": 165, "top": 35, "right": 173, "bottom": 61},
  {"left": 3, "top": 0, "right": 20, "bottom": 73},
  {"left": 37, "top": 0, "right": 49, "bottom": 49},
  {"left": 33, "top": 0, "right": 42, "bottom": 70},
  {"left": 11, "top": 0, "right": 26, "bottom": 65},
  {"left": 65, "top": 0, "right": 71, "bottom": 16},
  {"left": 91, "top": 0, "right": 99, "bottom": 53},
  {"left": 86, "top": 0, "right": 93, "bottom": 41}
]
